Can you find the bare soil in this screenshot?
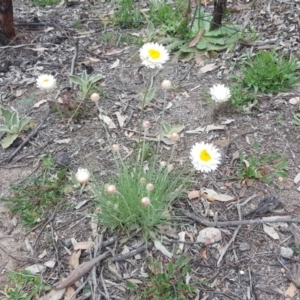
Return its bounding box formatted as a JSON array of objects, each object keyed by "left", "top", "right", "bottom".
[{"left": 1, "top": 0, "right": 300, "bottom": 299}]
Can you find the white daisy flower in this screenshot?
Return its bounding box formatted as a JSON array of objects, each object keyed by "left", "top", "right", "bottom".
[
  {"left": 36, "top": 74, "right": 56, "bottom": 90},
  {"left": 190, "top": 142, "right": 221, "bottom": 173},
  {"left": 139, "top": 42, "right": 169, "bottom": 69},
  {"left": 210, "top": 84, "right": 231, "bottom": 103}
]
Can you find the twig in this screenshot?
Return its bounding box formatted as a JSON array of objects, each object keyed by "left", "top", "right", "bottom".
[
  {"left": 33, "top": 202, "right": 60, "bottom": 248},
  {"left": 70, "top": 40, "right": 79, "bottom": 88},
  {"left": 92, "top": 235, "right": 103, "bottom": 297},
  {"left": 55, "top": 251, "right": 110, "bottom": 290},
  {"left": 109, "top": 245, "right": 146, "bottom": 262},
  {"left": 217, "top": 225, "right": 241, "bottom": 267},
  {"left": 179, "top": 61, "right": 196, "bottom": 81},
  {"left": 182, "top": 211, "right": 300, "bottom": 227},
  {"left": 100, "top": 267, "right": 110, "bottom": 300},
  {"left": 5, "top": 109, "right": 51, "bottom": 163},
  {"left": 67, "top": 278, "right": 89, "bottom": 300}
]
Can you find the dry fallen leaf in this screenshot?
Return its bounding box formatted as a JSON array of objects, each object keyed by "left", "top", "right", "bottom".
[
  {"left": 38, "top": 288, "right": 66, "bottom": 300},
  {"left": 188, "top": 190, "right": 200, "bottom": 200},
  {"left": 284, "top": 282, "right": 298, "bottom": 297},
  {"left": 99, "top": 115, "right": 117, "bottom": 129},
  {"left": 114, "top": 111, "right": 126, "bottom": 127},
  {"left": 201, "top": 248, "right": 207, "bottom": 259},
  {"left": 64, "top": 286, "right": 76, "bottom": 300},
  {"left": 186, "top": 124, "right": 226, "bottom": 134},
  {"left": 69, "top": 250, "right": 81, "bottom": 269},
  {"left": 294, "top": 172, "right": 300, "bottom": 184},
  {"left": 213, "top": 139, "right": 230, "bottom": 147},
  {"left": 199, "top": 63, "right": 218, "bottom": 74},
  {"left": 29, "top": 47, "right": 49, "bottom": 52},
  {"left": 201, "top": 188, "right": 235, "bottom": 202},
  {"left": 34, "top": 99, "right": 47, "bottom": 108},
  {"left": 110, "top": 58, "right": 120, "bottom": 69},
  {"left": 55, "top": 252, "right": 110, "bottom": 290},
  {"left": 263, "top": 224, "right": 279, "bottom": 240},
  {"left": 73, "top": 241, "right": 94, "bottom": 250},
  {"left": 153, "top": 240, "right": 173, "bottom": 258},
  {"left": 189, "top": 28, "right": 205, "bottom": 47}
]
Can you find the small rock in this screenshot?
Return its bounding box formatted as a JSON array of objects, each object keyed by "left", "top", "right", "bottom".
[
  {"left": 239, "top": 242, "right": 251, "bottom": 251},
  {"left": 280, "top": 247, "right": 294, "bottom": 259},
  {"left": 197, "top": 227, "right": 222, "bottom": 245},
  {"left": 53, "top": 151, "right": 70, "bottom": 167},
  {"left": 44, "top": 260, "right": 56, "bottom": 268}
]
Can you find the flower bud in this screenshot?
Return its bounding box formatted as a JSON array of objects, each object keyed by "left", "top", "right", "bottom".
[
  {"left": 161, "top": 80, "right": 172, "bottom": 90},
  {"left": 146, "top": 183, "right": 154, "bottom": 191},
  {"left": 142, "top": 121, "right": 151, "bottom": 129},
  {"left": 170, "top": 133, "right": 180, "bottom": 142},
  {"left": 167, "top": 164, "right": 174, "bottom": 172},
  {"left": 141, "top": 197, "right": 150, "bottom": 206},
  {"left": 160, "top": 161, "right": 167, "bottom": 167},
  {"left": 113, "top": 204, "right": 119, "bottom": 210},
  {"left": 111, "top": 144, "right": 120, "bottom": 152},
  {"left": 106, "top": 185, "right": 117, "bottom": 195},
  {"left": 140, "top": 177, "right": 146, "bottom": 184},
  {"left": 90, "top": 93, "right": 100, "bottom": 103},
  {"left": 76, "top": 168, "right": 90, "bottom": 184}
]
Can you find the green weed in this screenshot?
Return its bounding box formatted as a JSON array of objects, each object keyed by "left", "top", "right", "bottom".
[
  {"left": 148, "top": 0, "right": 189, "bottom": 38},
  {"left": 239, "top": 50, "right": 300, "bottom": 93},
  {"left": 236, "top": 141, "right": 287, "bottom": 184},
  {"left": 2, "top": 270, "right": 51, "bottom": 300},
  {"left": 112, "top": 0, "right": 144, "bottom": 28},
  {"left": 229, "top": 84, "right": 256, "bottom": 107},
  {"left": 0, "top": 107, "right": 32, "bottom": 149},
  {"left": 30, "top": 0, "right": 60, "bottom": 7},
  {"left": 292, "top": 105, "right": 300, "bottom": 126},
  {"left": 131, "top": 256, "right": 195, "bottom": 300},
  {"left": 0, "top": 156, "right": 69, "bottom": 228}
]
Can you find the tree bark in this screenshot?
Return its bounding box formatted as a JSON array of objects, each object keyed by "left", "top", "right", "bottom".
[
  {"left": 210, "top": 0, "right": 227, "bottom": 30},
  {"left": 0, "top": 0, "right": 15, "bottom": 39}
]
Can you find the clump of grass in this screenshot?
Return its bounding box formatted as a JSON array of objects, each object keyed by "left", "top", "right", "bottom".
[
  {"left": 128, "top": 256, "right": 196, "bottom": 300},
  {"left": 235, "top": 141, "right": 287, "bottom": 184},
  {"left": 112, "top": 0, "right": 144, "bottom": 28},
  {"left": 0, "top": 156, "right": 68, "bottom": 228},
  {"left": 229, "top": 83, "right": 256, "bottom": 107},
  {"left": 92, "top": 150, "right": 187, "bottom": 239},
  {"left": 30, "top": 0, "right": 60, "bottom": 7},
  {"left": 2, "top": 270, "right": 51, "bottom": 300},
  {"left": 148, "top": 0, "right": 189, "bottom": 38},
  {"left": 239, "top": 50, "right": 300, "bottom": 93}
]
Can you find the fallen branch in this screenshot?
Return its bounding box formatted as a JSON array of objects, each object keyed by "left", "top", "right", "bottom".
[
  {"left": 182, "top": 211, "right": 300, "bottom": 227},
  {"left": 55, "top": 251, "right": 110, "bottom": 290},
  {"left": 6, "top": 109, "right": 51, "bottom": 163},
  {"left": 217, "top": 225, "right": 241, "bottom": 267},
  {"left": 109, "top": 245, "right": 146, "bottom": 262}
]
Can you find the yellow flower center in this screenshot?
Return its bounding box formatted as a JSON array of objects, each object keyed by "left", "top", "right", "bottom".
[
  {"left": 200, "top": 149, "right": 211, "bottom": 162},
  {"left": 148, "top": 49, "right": 161, "bottom": 60},
  {"left": 43, "top": 79, "right": 49, "bottom": 83}
]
